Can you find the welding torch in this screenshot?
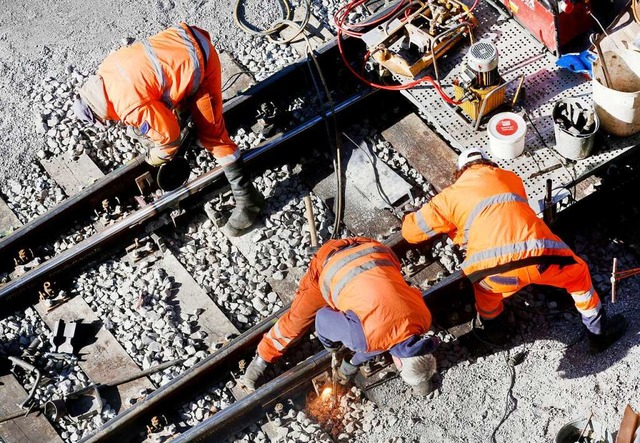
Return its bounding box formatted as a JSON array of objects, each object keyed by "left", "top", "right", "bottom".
[{"left": 331, "top": 352, "right": 340, "bottom": 407}]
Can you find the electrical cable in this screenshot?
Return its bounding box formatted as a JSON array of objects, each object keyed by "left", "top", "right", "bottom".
[
  {"left": 301, "top": 34, "right": 345, "bottom": 238},
  {"left": 233, "top": 0, "right": 312, "bottom": 44}
]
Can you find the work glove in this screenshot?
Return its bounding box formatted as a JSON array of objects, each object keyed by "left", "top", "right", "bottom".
[
  {"left": 336, "top": 359, "right": 359, "bottom": 385},
  {"left": 587, "top": 313, "right": 628, "bottom": 354},
  {"left": 239, "top": 354, "right": 270, "bottom": 391},
  {"left": 145, "top": 147, "right": 169, "bottom": 167}
]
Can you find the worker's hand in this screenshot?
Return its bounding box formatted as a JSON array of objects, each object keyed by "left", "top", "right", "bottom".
[
  {"left": 239, "top": 355, "right": 270, "bottom": 391},
  {"left": 336, "top": 359, "right": 359, "bottom": 385},
  {"left": 145, "top": 147, "right": 169, "bottom": 167}
]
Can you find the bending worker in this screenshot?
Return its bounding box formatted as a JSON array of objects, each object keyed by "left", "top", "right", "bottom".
[
  {"left": 73, "top": 23, "right": 263, "bottom": 236},
  {"left": 402, "top": 148, "right": 627, "bottom": 353},
  {"left": 241, "top": 237, "right": 440, "bottom": 395}
]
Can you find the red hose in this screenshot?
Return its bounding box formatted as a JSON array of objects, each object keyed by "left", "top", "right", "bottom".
[{"left": 334, "top": 0, "right": 466, "bottom": 104}]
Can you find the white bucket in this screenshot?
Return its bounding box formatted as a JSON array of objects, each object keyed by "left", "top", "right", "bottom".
[
  {"left": 487, "top": 112, "right": 527, "bottom": 159},
  {"left": 592, "top": 49, "right": 640, "bottom": 137},
  {"left": 552, "top": 98, "right": 600, "bottom": 160}
]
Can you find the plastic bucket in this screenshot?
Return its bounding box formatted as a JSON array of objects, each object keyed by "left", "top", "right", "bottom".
[
  {"left": 487, "top": 112, "right": 527, "bottom": 159},
  {"left": 555, "top": 418, "right": 613, "bottom": 443},
  {"left": 592, "top": 49, "right": 640, "bottom": 137},
  {"left": 552, "top": 98, "right": 600, "bottom": 160}
]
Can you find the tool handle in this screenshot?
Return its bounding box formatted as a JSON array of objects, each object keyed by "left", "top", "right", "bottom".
[
  {"left": 8, "top": 356, "right": 36, "bottom": 373},
  {"left": 611, "top": 257, "right": 618, "bottom": 304},
  {"left": 304, "top": 195, "right": 319, "bottom": 248},
  {"left": 103, "top": 358, "right": 184, "bottom": 388}
]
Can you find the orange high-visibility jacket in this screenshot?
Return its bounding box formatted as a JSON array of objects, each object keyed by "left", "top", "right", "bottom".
[
  {"left": 98, "top": 23, "right": 217, "bottom": 151},
  {"left": 402, "top": 164, "right": 575, "bottom": 276},
  {"left": 257, "top": 238, "right": 431, "bottom": 363}
]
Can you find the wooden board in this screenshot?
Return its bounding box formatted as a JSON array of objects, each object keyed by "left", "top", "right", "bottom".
[
  {"left": 40, "top": 153, "right": 104, "bottom": 196},
  {"left": 0, "top": 375, "right": 62, "bottom": 443},
  {"left": 34, "top": 297, "right": 154, "bottom": 412},
  {"left": 382, "top": 113, "right": 458, "bottom": 192},
  {"left": 159, "top": 251, "right": 239, "bottom": 345},
  {"left": 0, "top": 198, "right": 21, "bottom": 238}
]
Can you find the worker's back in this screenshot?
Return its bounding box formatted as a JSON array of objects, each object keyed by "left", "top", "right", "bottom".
[
  {"left": 318, "top": 238, "right": 431, "bottom": 352},
  {"left": 98, "top": 23, "right": 208, "bottom": 120},
  {"left": 436, "top": 164, "right": 572, "bottom": 274}
]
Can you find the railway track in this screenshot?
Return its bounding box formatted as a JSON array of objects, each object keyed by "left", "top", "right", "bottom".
[{"left": 2, "top": 2, "right": 640, "bottom": 442}]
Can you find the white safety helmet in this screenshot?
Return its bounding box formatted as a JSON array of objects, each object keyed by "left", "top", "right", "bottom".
[{"left": 457, "top": 147, "right": 487, "bottom": 170}]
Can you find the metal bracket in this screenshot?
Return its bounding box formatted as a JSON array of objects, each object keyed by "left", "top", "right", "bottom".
[
  {"left": 311, "top": 371, "right": 332, "bottom": 397},
  {"left": 135, "top": 172, "right": 155, "bottom": 196}
]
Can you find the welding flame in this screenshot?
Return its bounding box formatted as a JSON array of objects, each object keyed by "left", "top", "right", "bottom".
[{"left": 320, "top": 386, "right": 333, "bottom": 401}]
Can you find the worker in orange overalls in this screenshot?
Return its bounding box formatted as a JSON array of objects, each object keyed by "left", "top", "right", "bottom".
[
  {"left": 240, "top": 237, "right": 440, "bottom": 396},
  {"left": 73, "top": 23, "right": 263, "bottom": 236},
  {"left": 402, "top": 147, "right": 627, "bottom": 353}
]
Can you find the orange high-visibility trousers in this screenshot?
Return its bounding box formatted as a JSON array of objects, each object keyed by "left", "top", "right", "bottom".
[
  {"left": 475, "top": 253, "right": 601, "bottom": 320},
  {"left": 187, "top": 47, "right": 239, "bottom": 164}
]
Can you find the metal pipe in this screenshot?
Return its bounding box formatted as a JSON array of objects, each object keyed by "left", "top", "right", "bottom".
[{"left": 0, "top": 91, "right": 372, "bottom": 312}]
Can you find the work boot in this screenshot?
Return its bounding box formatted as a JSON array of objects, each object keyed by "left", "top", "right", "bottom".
[
  {"left": 239, "top": 355, "right": 269, "bottom": 391},
  {"left": 474, "top": 312, "right": 510, "bottom": 346},
  {"left": 336, "top": 359, "right": 359, "bottom": 385},
  {"left": 587, "top": 313, "right": 628, "bottom": 354},
  {"left": 222, "top": 159, "right": 264, "bottom": 237},
  {"left": 411, "top": 379, "right": 434, "bottom": 397}
]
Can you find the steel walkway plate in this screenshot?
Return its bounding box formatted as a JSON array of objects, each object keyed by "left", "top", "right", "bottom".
[{"left": 394, "top": 1, "right": 640, "bottom": 211}]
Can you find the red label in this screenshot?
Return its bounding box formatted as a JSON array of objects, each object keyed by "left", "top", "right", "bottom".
[{"left": 496, "top": 118, "right": 518, "bottom": 136}]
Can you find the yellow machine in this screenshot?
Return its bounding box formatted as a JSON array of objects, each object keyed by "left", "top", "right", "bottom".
[{"left": 453, "top": 41, "right": 512, "bottom": 128}]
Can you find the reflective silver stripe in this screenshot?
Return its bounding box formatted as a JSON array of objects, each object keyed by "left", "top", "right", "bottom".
[
  {"left": 216, "top": 151, "right": 241, "bottom": 166},
  {"left": 272, "top": 322, "right": 292, "bottom": 344},
  {"left": 141, "top": 40, "right": 173, "bottom": 108},
  {"left": 462, "top": 239, "right": 569, "bottom": 269},
  {"left": 571, "top": 288, "right": 595, "bottom": 304},
  {"left": 270, "top": 337, "right": 285, "bottom": 351},
  {"left": 463, "top": 193, "right": 527, "bottom": 246},
  {"left": 415, "top": 210, "right": 438, "bottom": 238},
  {"left": 478, "top": 304, "right": 502, "bottom": 317},
  {"left": 175, "top": 26, "right": 202, "bottom": 97},
  {"left": 331, "top": 259, "right": 397, "bottom": 305},
  {"left": 577, "top": 300, "right": 601, "bottom": 317},
  {"left": 321, "top": 245, "right": 391, "bottom": 303},
  {"left": 191, "top": 27, "right": 211, "bottom": 63}
]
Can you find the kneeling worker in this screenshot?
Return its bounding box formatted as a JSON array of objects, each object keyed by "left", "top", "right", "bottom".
[
  {"left": 402, "top": 148, "right": 627, "bottom": 353},
  {"left": 241, "top": 237, "right": 440, "bottom": 395},
  {"left": 74, "top": 23, "right": 263, "bottom": 235}
]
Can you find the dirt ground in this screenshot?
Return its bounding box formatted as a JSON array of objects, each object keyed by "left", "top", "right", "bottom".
[{"left": 0, "top": 0, "right": 279, "bottom": 185}]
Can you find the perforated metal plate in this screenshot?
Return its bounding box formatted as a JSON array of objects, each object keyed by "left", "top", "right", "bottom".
[{"left": 393, "top": 2, "right": 640, "bottom": 209}]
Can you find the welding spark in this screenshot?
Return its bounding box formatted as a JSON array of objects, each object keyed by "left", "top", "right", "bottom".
[{"left": 320, "top": 387, "right": 333, "bottom": 401}]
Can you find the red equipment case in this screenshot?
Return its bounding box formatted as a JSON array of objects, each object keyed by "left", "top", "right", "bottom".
[{"left": 500, "top": 0, "right": 594, "bottom": 55}]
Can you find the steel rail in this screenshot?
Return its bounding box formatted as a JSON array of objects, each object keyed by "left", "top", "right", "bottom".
[
  {"left": 0, "top": 157, "right": 148, "bottom": 271},
  {"left": 0, "top": 90, "right": 374, "bottom": 313},
  {"left": 163, "top": 275, "right": 468, "bottom": 442}
]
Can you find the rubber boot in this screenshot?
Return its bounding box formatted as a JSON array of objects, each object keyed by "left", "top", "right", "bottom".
[
  {"left": 222, "top": 159, "right": 264, "bottom": 236},
  {"left": 240, "top": 355, "right": 269, "bottom": 391},
  {"left": 475, "top": 311, "right": 510, "bottom": 346},
  {"left": 587, "top": 313, "right": 628, "bottom": 354}
]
